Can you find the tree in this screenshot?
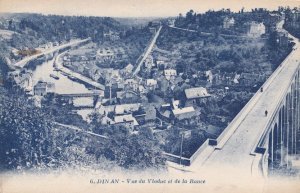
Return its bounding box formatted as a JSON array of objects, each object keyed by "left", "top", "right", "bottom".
[
  {"left": 0, "top": 88, "right": 55, "bottom": 171},
  {"left": 91, "top": 125, "right": 166, "bottom": 170}
]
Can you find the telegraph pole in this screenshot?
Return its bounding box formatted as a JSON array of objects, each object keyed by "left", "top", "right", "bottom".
[{"left": 179, "top": 133, "right": 184, "bottom": 166}]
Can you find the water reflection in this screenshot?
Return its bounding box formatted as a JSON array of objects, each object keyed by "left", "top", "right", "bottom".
[{"left": 32, "top": 58, "right": 92, "bottom": 94}]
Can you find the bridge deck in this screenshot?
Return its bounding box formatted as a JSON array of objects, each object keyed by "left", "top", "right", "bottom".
[
  {"left": 14, "top": 38, "right": 89, "bottom": 68},
  {"left": 189, "top": 39, "right": 300, "bottom": 173}
]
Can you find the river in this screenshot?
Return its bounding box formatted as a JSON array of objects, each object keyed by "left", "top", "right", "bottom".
[
  {"left": 31, "top": 57, "right": 94, "bottom": 121},
  {"left": 32, "top": 57, "right": 92, "bottom": 94}
]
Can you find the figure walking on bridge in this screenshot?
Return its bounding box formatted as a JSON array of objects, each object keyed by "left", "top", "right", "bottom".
[
  {"left": 265, "top": 110, "right": 268, "bottom": 117},
  {"left": 260, "top": 87, "right": 263, "bottom": 92}
]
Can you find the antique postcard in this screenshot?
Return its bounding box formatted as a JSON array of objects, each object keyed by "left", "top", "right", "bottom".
[{"left": 0, "top": 0, "right": 300, "bottom": 193}]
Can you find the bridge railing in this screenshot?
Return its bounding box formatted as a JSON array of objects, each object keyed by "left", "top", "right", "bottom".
[
  {"left": 214, "top": 44, "right": 296, "bottom": 150},
  {"left": 251, "top": 50, "right": 300, "bottom": 156},
  {"left": 174, "top": 43, "right": 298, "bottom": 167},
  {"left": 163, "top": 152, "right": 191, "bottom": 166}
]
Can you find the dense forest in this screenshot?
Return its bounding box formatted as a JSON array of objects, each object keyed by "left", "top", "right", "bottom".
[{"left": 7, "top": 13, "right": 123, "bottom": 41}]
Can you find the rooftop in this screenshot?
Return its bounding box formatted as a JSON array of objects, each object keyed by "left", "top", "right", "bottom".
[
  {"left": 114, "top": 114, "right": 139, "bottom": 126},
  {"left": 172, "top": 106, "right": 195, "bottom": 115},
  {"left": 185, "top": 87, "right": 210, "bottom": 99},
  {"left": 115, "top": 103, "right": 140, "bottom": 115}
]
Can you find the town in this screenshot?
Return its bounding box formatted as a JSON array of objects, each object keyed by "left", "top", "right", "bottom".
[{"left": 0, "top": 7, "right": 300, "bottom": 175}]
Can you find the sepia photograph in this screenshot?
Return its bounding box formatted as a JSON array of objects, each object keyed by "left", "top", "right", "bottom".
[{"left": 0, "top": 0, "right": 300, "bottom": 192}]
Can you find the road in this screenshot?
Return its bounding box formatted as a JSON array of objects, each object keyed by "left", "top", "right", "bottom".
[
  {"left": 55, "top": 52, "right": 105, "bottom": 90},
  {"left": 13, "top": 38, "right": 90, "bottom": 69},
  {"left": 132, "top": 26, "right": 162, "bottom": 76},
  {"left": 168, "top": 25, "right": 258, "bottom": 38},
  {"left": 54, "top": 122, "right": 109, "bottom": 139},
  {"left": 179, "top": 24, "right": 300, "bottom": 176}
]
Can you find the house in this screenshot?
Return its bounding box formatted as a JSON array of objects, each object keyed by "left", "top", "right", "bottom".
[
  {"left": 167, "top": 19, "right": 176, "bottom": 27},
  {"left": 115, "top": 103, "right": 141, "bottom": 115},
  {"left": 124, "top": 78, "right": 139, "bottom": 91},
  {"left": 9, "top": 70, "right": 33, "bottom": 91},
  {"left": 156, "top": 60, "right": 165, "bottom": 67},
  {"left": 100, "top": 116, "right": 114, "bottom": 125},
  {"left": 103, "top": 30, "right": 120, "bottom": 41},
  {"left": 138, "top": 85, "right": 146, "bottom": 93},
  {"left": 184, "top": 87, "right": 211, "bottom": 106},
  {"left": 239, "top": 72, "right": 266, "bottom": 86},
  {"left": 212, "top": 72, "right": 238, "bottom": 86},
  {"left": 113, "top": 114, "right": 139, "bottom": 130},
  {"left": 144, "top": 55, "right": 154, "bottom": 69},
  {"left": 171, "top": 106, "right": 197, "bottom": 121},
  {"left": 247, "top": 22, "right": 265, "bottom": 37},
  {"left": 164, "top": 69, "right": 177, "bottom": 80},
  {"left": 276, "top": 31, "right": 289, "bottom": 47},
  {"left": 34, "top": 82, "right": 47, "bottom": 96},
  {"left": 233, "top": 74, "right": 241, "bottom": 84},
  {"left": 146, "top": 79, "right": 158, "bottom": 89},
  {"left": 96, "top": 48, "right": 115, "bottom": 62},
  {"left": 33, "top": 81, "right": 55, "bottom": 96},
  {"left": 103, "top": 68, "right": 121, "bottom": 82},
  {"left": 122, "top": 63, "right": 134, "bottom": 76},
  {"left": 98, "top": 105, "right": 115, "bottom": 116},
  {"left": 205, "top": 70, "right": 213, "bottom": 83},
  {"left": 223, "top": 17, "right": 235, "bottom": 29}
]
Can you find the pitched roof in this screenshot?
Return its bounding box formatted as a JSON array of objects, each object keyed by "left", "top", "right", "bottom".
[
  {"left": 114, "top": 114, "right": 139, "bottom": 126},
  {"left": 164, "top": 69, "right": 177, "bottom": 76},
  {"left": 146, "top": 79, "right": 157, "bottom": 86},
  {"left": 115, "top": 103, "right": 140, "bottom": 115},
  {"left": 185, "top": 87, "right": 210, "bottom": 99},
  {"left": 124, "top": 63, "right": 134, "bottom": 71},
  {"left": 172, "top": 106, "right": 195, "bottom": 115}
]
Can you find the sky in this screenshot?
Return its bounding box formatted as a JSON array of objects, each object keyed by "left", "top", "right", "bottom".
[{"left": 0, "top": 0, "right": 300, "bottom": 18}]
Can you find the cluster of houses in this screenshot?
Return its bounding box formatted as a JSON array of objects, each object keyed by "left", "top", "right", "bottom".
[
  {"left": 37, "top": 41, "right": 60, "bottom": 51},
  {"left": 212, "top": 71, "right": 268, "bottom": 87},
  {"left": 223, "top": 17, "right": 235, "bottom": 29},
  {"left": 66, "top": 48, "right": 213, "bottom": 131},
  {"left": 96, "top": 83, "right": 211, "bottom": 131},
  {"left": 222, "top": 16, "right": 266, "bottom": 37},
  {"left": 8, "top": 69, "right": 33, "bottom": 92},
  {"left": 247, "top": 21, "right": 266, "bottom": 37},
  {"left": 287, "top": 10, "right": 300, "bottom": 28},
  {"left": 103, "top": 30, "right": 120, "bottom": 41},
  {"left": 8, "top": 69, "right": 55, "bottom": 97},
  {"left": 62, "top": 46, "right": 129, "bottom": 81}
]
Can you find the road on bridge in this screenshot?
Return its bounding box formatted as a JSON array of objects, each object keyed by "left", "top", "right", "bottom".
[
  {"left": 186, "top": 27, "right": 300, "bottom": 175},
  {"left": 13, "top": 38, "right": 90, "bottom": 69}
]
